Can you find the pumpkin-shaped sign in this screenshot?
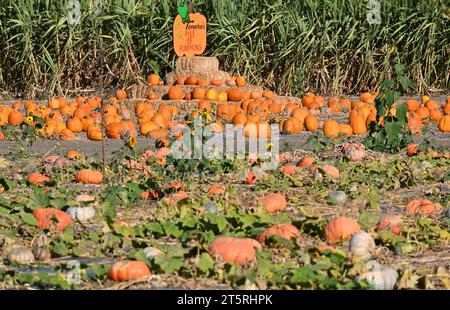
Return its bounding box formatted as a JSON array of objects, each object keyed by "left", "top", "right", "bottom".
[{"left": 173, "top": 13, "right": 207, "bottom": 57}]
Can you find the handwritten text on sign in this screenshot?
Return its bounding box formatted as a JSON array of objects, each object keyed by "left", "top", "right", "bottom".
[{"left": 173, "top": 13, "right": 207, "bottom": 57}]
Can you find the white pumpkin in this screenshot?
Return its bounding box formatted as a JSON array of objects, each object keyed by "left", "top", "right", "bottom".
[
  {"left": 7, "top": 247, "right": 35, "bottom": 265},
  {"left": 357, "top": 260, "right": 398, "bottom": 290},
  {"left": 349, "top": 231, "right": 376, "bottom": 260},
  {"left": 67, "top": 206, "right": 96, "bottom": 222},
  {"left": 342, "top": 142, "right": 366, "bottom": 162}
]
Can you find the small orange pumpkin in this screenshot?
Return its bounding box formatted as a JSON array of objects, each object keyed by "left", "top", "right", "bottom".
[
  {"left": 108, "top": 261, "right": 151, "bottom": 282},
  {"left": 115, "top": 89, "right": 127, "bottom": 100},
  {"left": 406, "top": 144, "right": 419, "bottom": 157},
  {"left": 147, "top": 74, "right": 160, "bottom": 86},
  {"left": 28, "top": 173, "right": 51, "bottom": 187}
]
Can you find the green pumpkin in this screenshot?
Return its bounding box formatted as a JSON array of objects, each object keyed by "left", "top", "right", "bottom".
[{"left": 327, "top": 190, "right": 347, "bottom": 205}]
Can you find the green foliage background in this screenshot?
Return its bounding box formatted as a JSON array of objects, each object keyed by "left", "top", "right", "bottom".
[{"left": 0, "top": 0, "right": 448, "bottom": 98}]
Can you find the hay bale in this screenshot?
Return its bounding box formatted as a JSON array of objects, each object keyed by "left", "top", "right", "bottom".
[{"left": 176, "top": 57, "right": 219, "bottom": 72}]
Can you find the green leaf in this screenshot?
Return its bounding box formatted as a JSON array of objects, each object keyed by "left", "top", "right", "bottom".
[
  {"left": 196, "top": 252, "right": 214, "bottom": 273},
  {"left": 162, "top": 222, "right": 181, "bottom": 238},
  {"left": 147, "top": 222, "right": 164, "bottom": 235},
  {"left": 102, "top": 201, "right": 116, "bottom": 224},
  {"left": 395, "top": 103, "right": 408, "bottom": 124},
  {"left": 20, "top": 212, "right": 37, "bottom": 226},
  {"left": 155, "top": 255, "right": 184, "bottom": 273},
  {"left": 30, "top": 189, "right": 50, "bottom": 208}
]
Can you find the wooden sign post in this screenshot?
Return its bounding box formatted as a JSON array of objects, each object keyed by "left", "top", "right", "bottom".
[{"left": 173, "top": 2, "right": 207, "bottom": 57}]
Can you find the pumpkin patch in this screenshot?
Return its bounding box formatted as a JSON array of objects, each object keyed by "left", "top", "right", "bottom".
[{"left": 0, "top": 6, "right": 448, "bottom": 291}]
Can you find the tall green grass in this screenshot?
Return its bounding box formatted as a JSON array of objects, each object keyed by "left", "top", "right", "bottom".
[{"left": 0, "top": 0, "right": 448, "bottom": 98}]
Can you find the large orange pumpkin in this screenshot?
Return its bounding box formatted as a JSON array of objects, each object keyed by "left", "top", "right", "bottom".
[
  {"left": 325, "top": 216, "right": 361, "bottom": 243},
  {"left": 33, "top": 208, "right": 72, "bottom": 231},
  {"left": 75, "top": 169, "right": 103, "bottom": 184},
  {"left": 405, "top": 199, "right": 441, "bottom": 217},
  {"left": 209, "top": 236, "right": 262, "bottom": 266},
  {"left": 108, "top": 261, "right": 151, "bottom": 282}
]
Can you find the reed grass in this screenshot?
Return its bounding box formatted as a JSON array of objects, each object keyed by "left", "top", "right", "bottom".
[{"left": 0, "top": 0, "right": 448, "bottom": 98}]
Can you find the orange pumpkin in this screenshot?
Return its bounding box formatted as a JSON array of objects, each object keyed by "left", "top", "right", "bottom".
[
  {"left": 168, "top": 86, "right": 184, "bottom": 100},
  {"left": 430, "top": 109, "right": 442, "bottom": 122},
  {"left": 33, "top": 208, "right": 72, "bottom": 231},
  {"left": 340, "top": 98, "right": 352, "bottom": 111},
  {"left": 235, "top": 76, "right": 246, "bottom": 87},
  {"left": 323, "top": 119, "right": 340, "bottom": 138},
  {"left": 297, "top": 156, "right": 315, "bottom": 168},
  {"left": 328, "top": 97, "right": 341, "bottom": 112},
  {"left": 443, "top": 103, "right": 450, "bottom": 115},
  {"left": 281, "top": 164, "right": 297, "bottom": 175},
  {"left": 311, "top": 165, "right": 340, "bottom": 179},
  {"left": 108, "top": 261, "right": 151, "bottom": 282},
  {"left": 208, "top": 184, "right": 226, "bottom": 197},
  {"left": 67, "top": 150, "right": 82, "bottom": 159},
  {"left": 406, "top": 144, "right": 419, "bottom": 156},
  {"left": 405, "top": 100, "right": 419, "bottom": 112},
  {"left": 407, "top": 113, "right": 423, "bottom": 135},
  {"left": 209, "top": 236, "right": 262, "bottom": 266},
  {"left": 147, "top": 74, "right": 160, "bottom": 86},
  {"left": 349, "top": 110, "right": 367, "bottom": 135},
  {"left": 176, "top": 76, "right": 186, "bottom": 85},
  {"left": 417, "top": 106, "right": 430, "bottom": 123},
  {"left": 87, "top": 127, "right": 103, "bottom": 141},
  {"left": 304, "top": 115, "right": 319, "bottom": 132},
  {"left": 116, "top": 89, "right": 127, "bottom": 100},
  {"left": 425, "top": 100, "right": 440, "bottom": 111},
  {"left": 75, "top": 169, "right": 103, "bottom": 184},
  {"left": 185, "top": 75, "right": 198, "bottom": 85},
  {"left": 228, "top": 89, "right": 244, "bottom": 102},
  {"left": 339, "top": 124, "right": 353, "bottom": 137},
  {"left": 210, "top": 80, "right": 222, "bottom": 86},
  {"left": 375, "top": 215, "right": 402, "bottom": 235},
  {"left": 192, "top": 87, "right": 207, "bottom": 100},
  {"left": 438, "top": 115, "right": 450, "bottom": 132},
  {"left": 28, "top": 173, "right": 51, "bottom": 187},
  {"left": 67, "top": 117, "right": 83, "bottom": 133},
  {"left": 8, "top": 110, "right": 24, "bottom": 126},
  {"left": 325, "top": 216, "right": 361, "bottom": 243},
  {"left": 257, "top": 224, "right": 300, "bottom": 242},
  {"left": 405, "top": 199, "right": 441, "bottom": 217},
  {"left": 260, "top": 193, "right": 287, "bottom": 213}
]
